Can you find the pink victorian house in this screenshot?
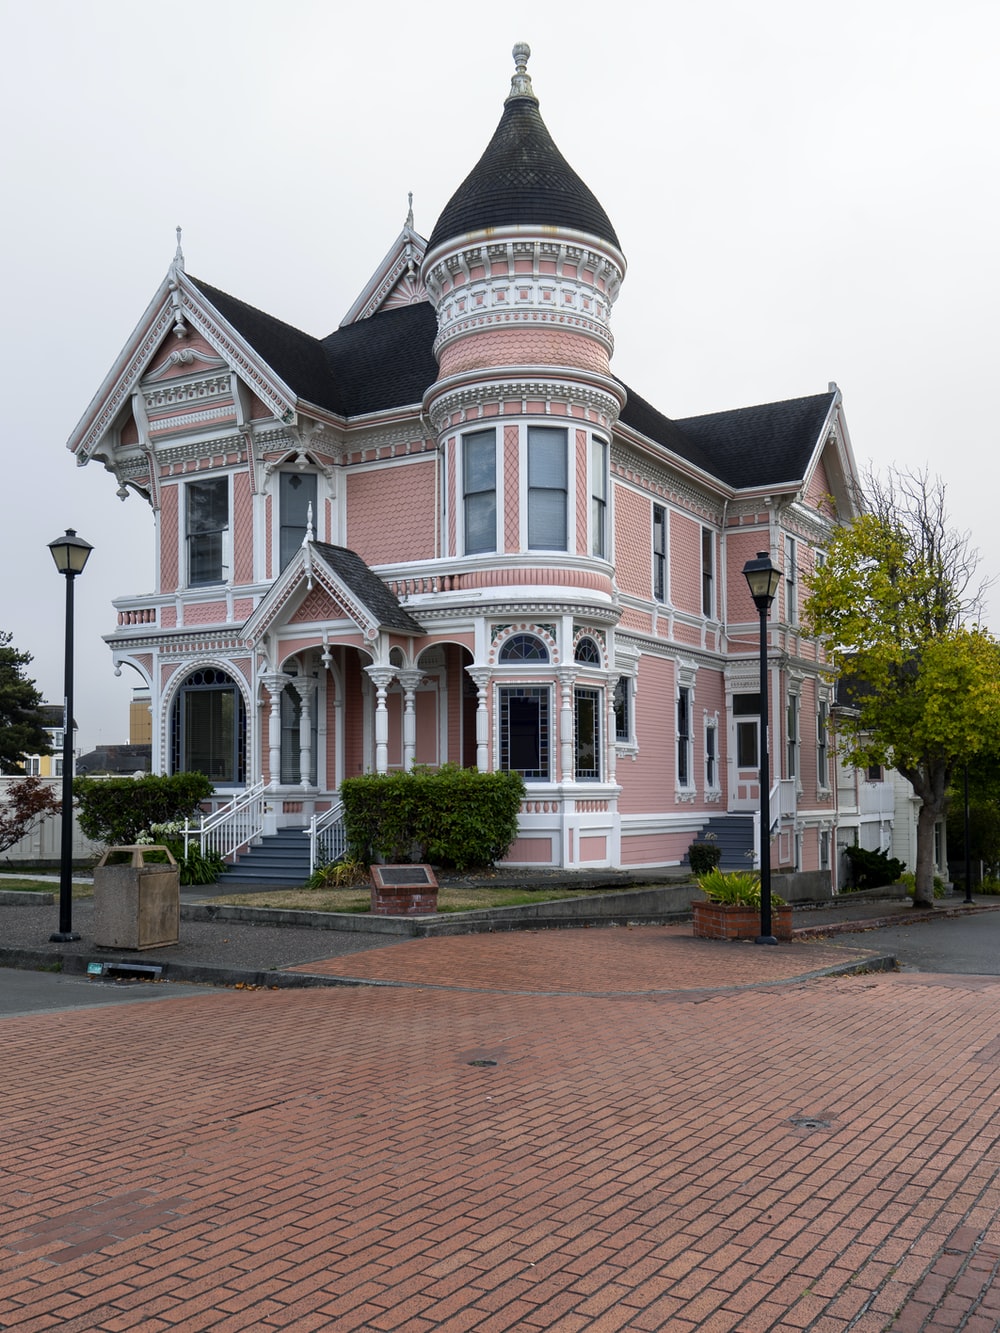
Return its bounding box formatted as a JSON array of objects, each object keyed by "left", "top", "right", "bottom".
[{"left": 67, "top": 45, "right": 873, "bottom": 882}]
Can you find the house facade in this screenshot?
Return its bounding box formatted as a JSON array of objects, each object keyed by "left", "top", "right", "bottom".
[{"left": 67, "top": 44, "right": 877, "bottom": 879}]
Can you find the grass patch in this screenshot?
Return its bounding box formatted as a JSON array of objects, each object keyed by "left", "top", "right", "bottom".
[
  {"left": 207, "top": 886, "right": 602, "bottom": 913},
  {"left": 0, "top": 878, "right": 93, "bottom": 899}
]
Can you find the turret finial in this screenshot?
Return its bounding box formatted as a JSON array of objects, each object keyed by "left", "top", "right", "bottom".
[
  {"left": 174, "top": 225, "right": 185, "bottom": 272},
  {"left": 406, "top": 191, "right": 414, "bottom": 229},
  {"left": 506, "top": 42, "right": 536, "bottom": 103}
]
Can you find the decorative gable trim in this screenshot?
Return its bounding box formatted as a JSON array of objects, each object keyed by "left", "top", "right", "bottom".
[{"left": 340, "top": 217, "right": 429, "bottom": 326}]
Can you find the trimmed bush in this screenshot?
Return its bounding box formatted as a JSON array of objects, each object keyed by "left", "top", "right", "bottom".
[
  {"left": 843, "top": 845, "right": 905, "bottom": 890},
  {"left": 340, "top": 765, "right": 525, "bottom": 871},
  {"left": 73, "top": 773, "right": 215, "bottom": 847},
  {"left": 688, "top": 839, "right": 722, "bottom": 875}
]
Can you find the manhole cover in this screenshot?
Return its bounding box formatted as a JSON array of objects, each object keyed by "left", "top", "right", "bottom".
[
  {"left": 789, "top": 1116, "right": 832, "bottom": 1131},
  {"left": 467, "top": 1059, "right": 498, "bottom": 1068}
]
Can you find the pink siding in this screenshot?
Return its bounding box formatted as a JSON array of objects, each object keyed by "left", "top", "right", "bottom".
[
  {"left": 344, "top": 652, "right": 366, "bottom": 777},
  {"left": 159, "top": 485, "right": 179, "bottom": 592},
  {"left": 447, "top": 441, "right": 457, "bottom": 557},
  {"left": 613, "top": 486, "right": 650, "bottom": 598},
  {"left": 579, "top": 835, "right": 607, "bottom": 861},
  {"left": 346, "top": 462, "right": 436, "bottom": 564},
  {"left": 670, "top": 512, "right": 700, "bottom": 615},
  {"left": 805, "top": 455, "right": 832, "bottom": 510},
  {"left": 264, "top": 494, "right": 272, "bottom": 580},
  {"left": 416, "top": 690, "right": 438, "bottom": 765},
  {"left": 185, "top": 601, "right": 227, "bottom": 625},
  {"left": 503, "top": 836, "right": 555, "bottom": 865},
  {"left": 575, "top": 429, "right": 588, "bottom": 555},
  {"left": 618, "top": 656, "right": 674, "bottom": 814},
  {"left": 504, "top": 425, "right": 519, "bottom": 552},
  {"left": 438, "top": 328, "right": 611, "bottom": 378},
  {"left": 232, "top": 472, "right": 253, "bottom": 584},
  {"left": 726, "top": 528, "right": 771, "bottom": 622}
]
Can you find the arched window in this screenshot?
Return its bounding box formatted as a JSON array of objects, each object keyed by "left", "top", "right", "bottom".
[
  {"left": 499, "top": 634, "right": 549, "bottom": 663},
  {"left": 574, "top": 637, "right": 601, "bottom": 665},
  {"left": 171, "top": 668, "right": 246, "bottom": 784}
]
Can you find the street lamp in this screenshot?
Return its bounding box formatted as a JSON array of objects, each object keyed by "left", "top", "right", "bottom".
[
  {"left": 743, "top": 550, "right": 782, "bottom": 946},
  {"left": 47, "top": 528, "right": 93, "bottom": 942}
]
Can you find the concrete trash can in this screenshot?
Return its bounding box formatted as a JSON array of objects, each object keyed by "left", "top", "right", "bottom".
[{"left": 93, "top": 846, "right": 180, "bottom": 950}]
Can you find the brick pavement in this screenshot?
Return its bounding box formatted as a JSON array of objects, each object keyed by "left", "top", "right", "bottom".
[{"left": 3, "top": 929, "right": 1000, "bottom": 1332}]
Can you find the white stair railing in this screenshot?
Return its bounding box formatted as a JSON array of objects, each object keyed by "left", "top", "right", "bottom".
[
  {"left": 308, "top": 798, "right": 347, "bottom": 874},
  {"left": 185, "top": 779, "right": 268, "bottom": 862}
]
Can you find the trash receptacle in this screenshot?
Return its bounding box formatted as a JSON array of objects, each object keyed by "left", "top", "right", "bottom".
[{"left": 93, "top": 846, "right": 180, "bottom": 949}]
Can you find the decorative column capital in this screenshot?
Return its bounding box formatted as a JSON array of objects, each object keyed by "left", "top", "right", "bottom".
[
  {"left": 365, "top": 666, "right": 397, "bottom": 691},
  {"left": 465, "top": 666, "right": 492, "bottom": 692},
  {"left": 260, "top": 671, "right": 291, "bottom": 701},
  {"left": 396, "top": 669, "right": 424, "bottom": 693},
  {"left": 289, "top": 676, "right": 317, "bottom": 705}
]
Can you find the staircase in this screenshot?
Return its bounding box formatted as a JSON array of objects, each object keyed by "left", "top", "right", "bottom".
[
  {"left": 690, "top": 816, "right": 755, "bottom": 871},
  {"left": 221, "top": 827, "right": 311, "bottom": 885}
]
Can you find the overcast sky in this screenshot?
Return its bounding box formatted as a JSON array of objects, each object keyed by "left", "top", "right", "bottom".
[{"left": 2, "top": 0, "right": 997, "bottom": 752}]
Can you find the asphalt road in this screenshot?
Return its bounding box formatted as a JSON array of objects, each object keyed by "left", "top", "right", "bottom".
[
  {"left": 0, "top": 969, "right": 224, "bottom": 1018},
  {"left": 837, "top": 906, "right": 1000, "bottom": 974}
]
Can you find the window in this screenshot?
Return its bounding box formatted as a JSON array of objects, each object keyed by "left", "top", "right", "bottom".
[
  {"left": 172, "top": 668, "right": 246, "bottom": 784},
  {"left": 574, "top": 637, "right": 601, "bottom": 665},
  {"left": 820, "top": 829, "right": 831, "bottom": 870},
  {"left": 614, "top": 677, "right": 631, "bottom": 744},
  {"left": 463, "top": 430, "right": 496, "bottom": 555},
  {"left": 527, "top": 426, "right": 567, "bottom": 549},
  {"left": 187, "top": 477, "right": 229, "bottom": 585},
  {"left": 677, "top": 686, "right": 693, "bottom": 786},
  {"left": 734, "top": 694, "right": 761, "bottom": 768},
  {"left": 54, "top": 756, "right": 64, "bottom": 778},
  {"left": 279, "top": 472, "right": 318, "bottom": 570},
  {"left": 25, "top": 756, "right": 40, "bottom": 776},
  {"left": 866, "top": 763, "right": 883, "bottom": 782},
  {"left": 786, "top": 693, "right": 799, "bottom": 780},
  {"left": 574, "top": 687, "right": 601, "bottom": 780},
  {"left": 817, "top": 700, "right": 829, "bottom": 789},
  {"left": 591, "top": 438, "right": 608, "bottom": 558},
  {"left": 785, "top": 536, "right": 798, "bottom": 625},
  {"left": 499, "top": 633, "right": 548, "bottom": 663},
  {"left": 499, "top": 686, "right": 551, "bottom": 780},
  {"left": 705, "top": 720, "right": 718, "bottom": 789},
  {"left": 702, "top": 527, "right": 715, "bottom": 617},
  {"left": 652, "top": 505, "right": 666, "bottom": 601},
  {"left": 280, "top": 683, "right": 317, "bottom": 785}
]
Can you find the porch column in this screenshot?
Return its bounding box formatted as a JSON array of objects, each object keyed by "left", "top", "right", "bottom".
[
  {"left": 558, "top": 667, "right": 576, "bottom": 784},
  {"left": 465, "top": 667, "right": 492, "bottom": 772},
  {"left": 291, "top": 677, "right": 317, "bottom": 790},
  {"left": 396, "top": 669, "right": 423, "bottom": 771},
  {"left": 365, "top": 666, "right": 396, "bottom": 775},
  {"left": 260, "top": 672, "right": 291, "bottom": 786}
]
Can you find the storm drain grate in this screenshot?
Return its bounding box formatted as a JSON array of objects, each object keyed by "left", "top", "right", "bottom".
[
  {"left": 467, "top": 1059, "right": 498, "bottom": 1068},
  {"left": 789, "top": 1116, "right": 832, "bottom": 1131}
]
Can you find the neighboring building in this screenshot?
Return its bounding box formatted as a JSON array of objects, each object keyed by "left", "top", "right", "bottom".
[
  {"left": 129, "top": 688, "right": 153, "bottom": 744},
  {"left": 66, "top": 44, "right": 877, "bottom": 876},
  {"left": 76, "top": 745, "right": 152, "bottom": 776},
  {"left": 22, "top": 705, "right": 77, "bottom": 779}
]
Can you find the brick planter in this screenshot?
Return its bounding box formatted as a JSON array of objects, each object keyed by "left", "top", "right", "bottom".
[
  {"left": 370, "top": 886, "right": 439, "bottom": 917},
  {"left": 692, "top": 899, "right": 793, "bottom": 941}
]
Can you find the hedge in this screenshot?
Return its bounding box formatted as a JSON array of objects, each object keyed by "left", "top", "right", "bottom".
[
  {"left": 72, "top": 773, "right": 215, "bottom": 846},
  {"left": 339, "top": 766, "right": 525, "bottom": 871}
]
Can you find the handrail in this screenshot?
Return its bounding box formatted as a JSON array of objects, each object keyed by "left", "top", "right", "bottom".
[
  {"left": 185, "top": 778, "right": 268, "bottom": 861},
  {"left": 308, "top": 798, "right": 346, "bottom": 874}
]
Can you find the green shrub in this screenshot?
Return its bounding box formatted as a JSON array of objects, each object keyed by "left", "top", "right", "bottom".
[
  {"left": 843, "top": 845, "right": 906, "bottom": 890},
  {"left": 696, "top": 868, "right": 786, "bottom": 908},
  {"left": 900, "top": 871, "right": 947, "bottom": 900},
  {"left": 340, "top": 766, "right": 525, "bottom": 871},
  {"left": 688, "top": 839, "right": 723, "bottom": 875},
  {"left": 73, "top": 773, "right": 214, "bottom": 846}
]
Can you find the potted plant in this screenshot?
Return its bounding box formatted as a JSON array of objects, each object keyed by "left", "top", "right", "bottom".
[{"left": 692, "top": 868, "right": 793, "bottom": 941}]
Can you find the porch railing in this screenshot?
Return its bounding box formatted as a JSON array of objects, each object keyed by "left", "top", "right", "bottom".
[
  {"left": 308, "top": 799, "right": 347, "bottom": 874},
  {"left": 185, "top": 778, "right": 268, "bottom": 862}
]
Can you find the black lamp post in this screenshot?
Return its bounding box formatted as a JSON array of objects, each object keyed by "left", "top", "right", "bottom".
[
  {"left": 742, "top": 550, "right": 782, "bottom": 946},
  {"left": 47, "top": 528, "right": 92, "bottom": 942}
]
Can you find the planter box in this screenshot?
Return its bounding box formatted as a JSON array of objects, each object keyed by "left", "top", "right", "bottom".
[{"left": 692, "top": 899, "right": 793, "bottom": 941}]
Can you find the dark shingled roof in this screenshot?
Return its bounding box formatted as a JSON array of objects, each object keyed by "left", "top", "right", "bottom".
[
  {"left": 619, "top": 384, "right": 836, "bottom": 490},
  {"left": 311, "top": 543, "right": 424, "bottom": 635},
  {"left": 427, "top": 93, "right": 621, "bottom": 253},
  {"left": 190, "top": 279, "right": 831, "bottom": 493},
  {"left": 189, "top": 279, "right": 440, "bottom": 418}
]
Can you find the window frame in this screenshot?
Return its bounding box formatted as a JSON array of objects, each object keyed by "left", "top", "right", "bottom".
[
  {"left": 186, "top": 475, "right": 230, "bottom": 587},
  {"left": 652, "top": 504, "right": 667, "bottom": 602},
  {"left": 786, "top": 691, "right": 799, "bottom": 782},
  {"left": 701, "top": 526, "right": 715, "bottom": 618},
  {"left": 817, "top": 698, "right": 830, "bottom": 790},
  {"left": 677, "top": 685, "right": 693, "bottom": 788},
  {"left": 785, "top": 535, "right": 798, "bottom": 626},
  {"left": 498, "top": 684, "right": 552, "bottom": 781},
  {"left": 574, "top": 686, "right": 602, "bottom": 781},
  {"left": 526, "top": 425, "right": 568, "bottom": 551},
  {"left": 705, "top": 715, "right": 719, "bottom": 791},
  {"left": 614, "top": 676, "right": 633, "bottom": 745},
  {"left": 462, "top": 428, "right": 497, "bottom": 556},
  {"left": 278, "top": 470, "right": 319, "bottom": 572},
  {"left": 591, "top": 437, "right": 608, "bottom": 559}
]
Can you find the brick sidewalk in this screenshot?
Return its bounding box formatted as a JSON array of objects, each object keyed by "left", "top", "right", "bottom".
[{"left": 3, "top": 930, "right": 1000, "bottom": 1332}]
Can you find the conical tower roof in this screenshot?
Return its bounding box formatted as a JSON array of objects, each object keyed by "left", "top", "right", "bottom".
[{"left": 427, "top": 44, "right": 621, "bottom": 254}]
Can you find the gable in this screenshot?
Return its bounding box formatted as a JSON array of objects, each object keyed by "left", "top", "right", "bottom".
[{"left": 340, "top": 214, "right": 429, "bottom": 326}]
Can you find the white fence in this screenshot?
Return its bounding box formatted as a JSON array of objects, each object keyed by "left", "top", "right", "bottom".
[{"left": 0, "top": 778, "right": 102, "bottom": 865}]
